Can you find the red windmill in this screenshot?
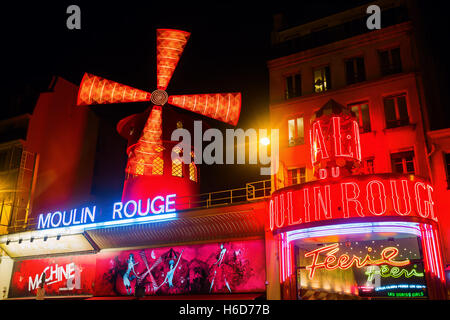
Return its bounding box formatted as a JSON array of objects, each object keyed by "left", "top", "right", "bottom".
[{"left": 77, "top": 29, "right": 242, "bottom": 205}]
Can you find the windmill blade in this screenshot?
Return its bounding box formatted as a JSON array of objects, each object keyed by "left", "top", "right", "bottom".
[
  {"left": 156, "top": 29, "right": 191, "bottom": 91},
  {"left": 168, "top": 93, "right": 241, "bottom": 126},
  {"left": 77, "top": 73, "right": 151, "bottom": 106},
  {"left": 126, "top": 105, "right": 164, "bottom": 176}
]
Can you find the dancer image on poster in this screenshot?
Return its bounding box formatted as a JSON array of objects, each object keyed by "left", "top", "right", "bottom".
[
  {"left": 122, "top": 253, "right": 140, "bottom": 295},
  {"left": 209, "top": 243, "right": 231, "bottom": 293},
  {"left": 156, "top": 249, "right": 184, "bottom": 292}
]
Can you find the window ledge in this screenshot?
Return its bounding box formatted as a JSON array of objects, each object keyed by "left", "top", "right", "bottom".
[{"left": 383, "top": 123, "right": 416, "bottom": 133}]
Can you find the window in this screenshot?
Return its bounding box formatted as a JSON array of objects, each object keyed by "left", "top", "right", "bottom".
[
  {"left": 363, "top": 158, "right": 375, "bottom": 174},
  {"left": 135, "top": 159, "right": 145, "bottom": 176},
  {"left": 288, "top": 167, "right": 306, "bottom": 186},
  {"left": 172, "top": 159, "right": 183, "bottom": 177},
  {"left": 189, "top": 162, "right": 197, "bottom": 182},
  {"left": 0, "top": 146, "right": 22, "bottom": 172},
  {"left": 384, "top": 94, "right": 409, "bottom": 128},
  {"left": 313, "top": 66, "right": 331, "bottom": 93},
  {"left": 0, "top": 150, "right": 8, "bottom": 171},
  {"left": 285, "top": 73, "right": 302, "bottom": 99},
  {"left": 379, "top": 47, "right": 402, "bottom": 76},
  {"left": 152, "top": 157, "right": 164, "bottom": 175},
  {"left": 345, "top": 57, "right": 366, "bottom": 85},
  {"left": 391, "top": 151, "right": 415, "bottom": 174},
  {"left": 445, "top": 153, "right": 450, "bottom": 189},
  {"left": 288, "top": 117, "right": 304, "bottom": 146},
  {"left": 349, "top": 102, "right": 371, "bottom": 133}
]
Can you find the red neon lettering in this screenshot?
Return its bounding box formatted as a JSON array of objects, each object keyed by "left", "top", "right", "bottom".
[
  {"left": 287, "top": 191, "right": 301, "bottom": 225},
  {"left": 366, "top": 180, "right": 387, "bottom": 215},
  {"left": 303, "top": 188, "right": 311, "bottom": 223},
  {"left": 427, "top": 185, "right": 437, "bottom": 222},
  {"left": 313, "top": 185, "right": 332, "bottom": 221},
  {"left": 333, "top": 117, "right": 353, "bottom": 158},
  {"left": 341, "top": 182, "right": 363, "bottom": 218},
  {"left": 310, "top": 121, "right": 329, "bottom": 164},
  {"left": 269, "top": 199, "right": 275, "bottom": 231},
  {"left": 390, "top": 179, "right": 411, "bottom": 216},
  {"left": 353, "top": 120, "right": 361, "bottom": 161},
  {"left": 275, "top": 194, "right": 285, "bottom": 228},
  {"left": 319, "top": 169, "right": 327, "bottom": 179},
  {"left": 305, "top": 243, "right": 410, "bottom": 279},
  {"left": 415, "top": 182, "right": 429, "bottom": 218},
  {"left": 331, "top": 166, "right": 340, "bottom": 178}
]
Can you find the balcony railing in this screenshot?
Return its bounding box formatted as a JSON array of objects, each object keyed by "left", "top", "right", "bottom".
[{"left": 6, "top": 179, "right": 272, "bottom": 233}]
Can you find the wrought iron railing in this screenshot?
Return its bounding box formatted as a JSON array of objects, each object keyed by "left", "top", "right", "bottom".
[{"left": 3, "top": 179, "right": 272, "bottom": 233}]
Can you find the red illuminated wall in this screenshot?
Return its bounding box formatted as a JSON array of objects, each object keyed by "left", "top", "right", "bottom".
[
  {"left": 95, "top": 240, "right": 266, "bottom": 296},
  {"left": 25, "top": 77, "right": 99, "bottom": 217},
  {"left": 8, "top": 240, "right": 265, "bottom": 298},
  {"left": 9, "top": 254, "right": 96, "bottom": 298}
]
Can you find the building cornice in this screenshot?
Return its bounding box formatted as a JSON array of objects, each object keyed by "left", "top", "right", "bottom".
[
  {"left": 427, "top": 128, "right": 450, "bottom": 140},
  {"left": 267, "top": 21, "right": 413, "bottom": 71}
]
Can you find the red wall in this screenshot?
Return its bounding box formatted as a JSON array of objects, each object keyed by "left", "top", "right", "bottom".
[{"left": 25, "top": 77, "right": 99, "bottom": 217}]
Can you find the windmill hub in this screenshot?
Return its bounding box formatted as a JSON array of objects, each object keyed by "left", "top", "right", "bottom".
[{"left": 150, "top": 89, "right": 169, "bottom": 106}]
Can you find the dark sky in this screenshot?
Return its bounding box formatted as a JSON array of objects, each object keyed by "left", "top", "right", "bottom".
[{"left": 1, "top": 1, "right": 448, "bottom": 195}]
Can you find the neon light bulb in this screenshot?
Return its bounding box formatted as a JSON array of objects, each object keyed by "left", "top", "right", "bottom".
[{"left": 313, "top": 185, "right": 332, "bottom": 221}]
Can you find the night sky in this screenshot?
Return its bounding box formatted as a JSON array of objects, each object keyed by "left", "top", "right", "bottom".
[{"left": 1, "top": 1, "right": 449, "bottom": 196}]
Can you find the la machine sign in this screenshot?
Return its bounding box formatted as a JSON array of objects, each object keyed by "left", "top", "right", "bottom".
[{"left": 269, "top": 174, "right": 437, "bottom": 232}]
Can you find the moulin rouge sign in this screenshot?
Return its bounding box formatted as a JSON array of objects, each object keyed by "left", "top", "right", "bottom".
[
  {"left": 269, "top": 105, "right": 437, "bottom": 232},
  {"left": 269, "top": 174, "right": 437, "bottom": 231}
]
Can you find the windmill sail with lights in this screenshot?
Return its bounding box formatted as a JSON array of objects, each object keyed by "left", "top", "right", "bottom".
[{"left": 77, "top": 29, "right": 242, "bottom": 203}]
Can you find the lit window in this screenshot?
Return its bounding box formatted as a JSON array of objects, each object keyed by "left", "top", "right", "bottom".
[
  {"left": 313, "top": 66, "right": 331, "bottom": 93},
  {"left": 349, "top": 102, "right": 371, "bottom": 133},
  {"left": 285, "top": 73, "right": 302, "bottom": 99},
  {"left": 364, "top": 158, "right": 375, "bottom": 174},
  {"left": 189, "top": 162, "right": 197, "bottom": 182},
  {"left": 384, "top": 94, "right": 409, "bottom": 129},
  {"left": 135, "top": 159, "right": 145, "bottom": 176},
  {"left": 288, "top": 117, "right": 304, "bottom": 147},
  {"left": 445, "top": 153, "right": 450, "bottom": 189},
  {"left": 379, "top": 47, "right": 402, "bottom": 76},
  {"left": 391, "top": 151, "right": 415, "bottom": 174},
  {"left": 345, "top": 57, "right": 366, "bottom": 85},
  {"left": 172, "top": 159, "right": 183, "bottom": 177},
  {"left": 288, "top": 167, "right": 306, "bottom": 186},
  {"left": 152, "top": 157, "right": 164, "bottom": 175}
]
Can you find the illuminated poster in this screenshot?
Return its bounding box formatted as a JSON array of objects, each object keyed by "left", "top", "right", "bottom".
[
  {"left": 354, "top": 262, "right": 427, "bottom": 298},
  {"left": 94, "top": 240, "right": 265, "bottom": 296},
  {"left": 9, "top": 254, "right": 96, "bottom": 298},
  {"left": 296, "top": 237, "right": 427, "bottom": 299}
]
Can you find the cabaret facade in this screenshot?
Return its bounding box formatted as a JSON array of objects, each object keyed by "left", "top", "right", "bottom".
[{"left": 265, "top": 0, "right": 449, "bottom": 299}]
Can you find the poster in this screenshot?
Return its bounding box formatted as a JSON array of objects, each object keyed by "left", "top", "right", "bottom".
[
  {"left": 9, "top": 254, "right": 96, "bottom": 298},
  {"left": 94, "top": 240, "right": 266, "bottom": 296},
  {"left": 9, "top": 240, "right": 266, "bottom": 298}
]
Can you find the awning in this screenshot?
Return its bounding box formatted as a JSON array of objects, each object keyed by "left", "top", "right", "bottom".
[
  {"left": 0, "top": 202, "right": 266, "bottom": 258},
  {"left": 86, "top": 209, "right": 264, "bottom": 249}
]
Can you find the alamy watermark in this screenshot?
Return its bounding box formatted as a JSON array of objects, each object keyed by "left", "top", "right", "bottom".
[{"left": 171, "top": 121, "right": 279, "bottom": 176}]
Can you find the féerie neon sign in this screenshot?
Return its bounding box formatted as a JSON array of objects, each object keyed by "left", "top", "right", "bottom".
[
  {"left": 304, "top": 243, "right": 410, "bottom": 279},
  {"left": 37, "top": 194, "right": 176, "bottom": 230},
  {"left": 365, "top": 264, "right": 424, "bottom": 281}
]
